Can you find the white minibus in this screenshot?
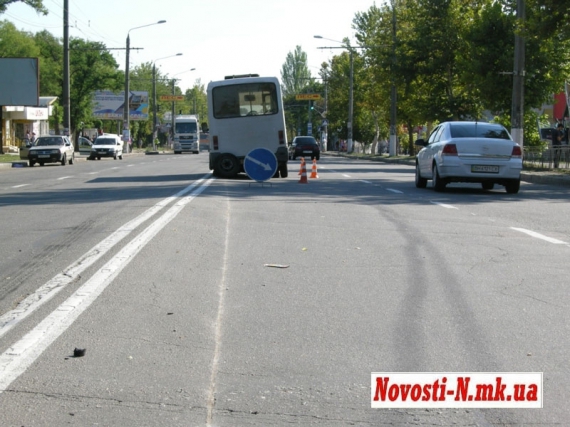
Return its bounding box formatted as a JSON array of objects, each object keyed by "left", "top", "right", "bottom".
[{"left": 207, "top": 74, "right": 288, "bottom": 178}]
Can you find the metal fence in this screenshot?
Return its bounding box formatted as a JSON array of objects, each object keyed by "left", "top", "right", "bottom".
[{"left": 524, "top": 145, "right": 570, "bottom": 170}]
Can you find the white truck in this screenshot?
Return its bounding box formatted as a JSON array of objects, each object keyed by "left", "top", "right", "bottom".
[{"left": 173, "top": 115, "right": 200, "bottom": 154}]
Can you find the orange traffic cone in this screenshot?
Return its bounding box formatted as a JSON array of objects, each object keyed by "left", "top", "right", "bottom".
[
  {"left": 298, "top": 157, "right": 305, "bottom": 175},
  {"left": 310, "top": 158, "right": 319, "bottom": 178},
  {"left": 298, "top": 158, "right": 308, "bottom": 184}
]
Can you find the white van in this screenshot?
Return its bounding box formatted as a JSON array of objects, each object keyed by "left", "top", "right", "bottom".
[
  {"left": 89, "top": 134, "right": 124, "bottom": 160},
  {"left": 207, "top": 74, "right": 288, "bottom": 178}
]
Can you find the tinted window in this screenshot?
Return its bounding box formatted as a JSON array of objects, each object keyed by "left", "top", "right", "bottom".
[
  {"left": 450, "top": 123, "right": 511, "bottom": 140},
  {"left": 427, "top": 126, "right": 443, "bottom": 144},
  {"left": 213, "top": 82, "right": 278, "bottom": 119},
  {"left": 94, "top": 138, "right": 116, "bottom": 145},
  {"left": 293, "top": 137, "right": 317, "bottom": 145}
]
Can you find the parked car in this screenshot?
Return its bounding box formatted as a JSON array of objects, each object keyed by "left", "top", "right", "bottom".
[
  {"left": 88, "top": 134, "right": 123, "bottom": 160},
  {"left": 414, "top": 121, "right": 522, "bottom": 193},
  {"left": 289, "top": 136, "right": 320, "bottom": 160},
  {"left": 28, "top": 135, "right": 75, "bottom": 167}
]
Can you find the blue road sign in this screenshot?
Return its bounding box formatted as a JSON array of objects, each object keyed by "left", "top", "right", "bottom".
[{"left": 244, "top": 148, "right": 278, "bottom": 182}]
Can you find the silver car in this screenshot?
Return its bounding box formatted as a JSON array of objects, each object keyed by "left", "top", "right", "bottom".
[
  {"left": 28, "top": 135, "right": 75, "bottom": 167},
  {"left": 415, "top": 121, "right": 523, "bottom": 194}
]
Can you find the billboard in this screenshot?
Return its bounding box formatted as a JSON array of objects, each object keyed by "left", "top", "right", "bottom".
[
  {"left": 0, "top": 58, "right": 39, "bottom": 106},
  {"left": 92, "top": 90, "right": 149, "bottom": 121}
]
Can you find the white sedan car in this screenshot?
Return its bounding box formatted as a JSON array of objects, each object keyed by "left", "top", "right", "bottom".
[{"left": 415, "top": 121, "right": 523, "bottom": 193}]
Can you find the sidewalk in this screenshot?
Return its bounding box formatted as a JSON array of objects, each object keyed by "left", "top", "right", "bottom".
[{"left": 322, "top": 151, "right": 570, "bottom": 188}]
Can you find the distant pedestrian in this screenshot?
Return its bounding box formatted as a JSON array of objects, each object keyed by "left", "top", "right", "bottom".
[
  {"left": 30, "top": 132, "right": 37, "bottom": 144},
  {"left": 552, "top": 123, "right": 564, "bottom": 168}
]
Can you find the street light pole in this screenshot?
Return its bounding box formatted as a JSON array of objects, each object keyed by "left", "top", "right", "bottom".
[
  {"left": 170, "top": 68, "right": 196, "bottom": 133},
  {"left": 123, "top": 20, "right": 166, "bottom": 153},
  {"left": 152, "top": 53, "right": 182, "bottom": 151},
  {"left": 315, "top": 35, "right": 355, "bottom": 153}
]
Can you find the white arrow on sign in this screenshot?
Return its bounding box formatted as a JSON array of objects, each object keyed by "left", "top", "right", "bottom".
[{"left": 245, "top": 154, "right": 272, "bottom": 171}]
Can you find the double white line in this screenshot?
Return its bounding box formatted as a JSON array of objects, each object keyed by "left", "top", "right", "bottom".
[{"left": 0, "top": 174, "right": 214, "bottom": 392}]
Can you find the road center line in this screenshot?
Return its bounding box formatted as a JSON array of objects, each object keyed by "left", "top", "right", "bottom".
[
  {"left": 430, "top": 201, "right": 458, "bottom": 209},
  {"left": 0, "top": 174, "right": 213, "bottom": 340},
  {"left": 0, "top": 177, "right": 215, "bottom": 393},
  {"left": 510, "top": 227, "right": 568, "bottom": 245},
  {"left": 386, "top": 188, "right": 403, "bottom": 194}
]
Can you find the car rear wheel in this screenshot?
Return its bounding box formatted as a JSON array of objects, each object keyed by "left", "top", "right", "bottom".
[
  {"left": 505, "top": 179, "right": 520, "bottom": 194},
  {"left": 61, "top": 154, "right": 66, "bottom": 166},
  {"left": 69, "top": 153, "right": 74, "bottom": 165},
  {"left": 481, "top": 182, "right": 494, "bottom": 190},
  {"left": 214, "top": 153, "right": 240, "bottom": 178},
  {"left": 29, "top": 160, "right": 35, "bottom": 167},
  {"left": 432, "top": 163, "right": 446, "bottom": 192},
  {"left": 415, "top": 163, "right": 427, "bottom": 188},
  {"left": 279, "top": 161, "right": 288, "bottom": 178}
]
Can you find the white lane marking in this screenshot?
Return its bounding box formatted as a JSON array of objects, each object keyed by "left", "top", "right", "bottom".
[
  {"left": 57, "top": 176, "right": 72, "bottom": 180},
  {"left": 431, "top": 201, "right": 458, "bottom": 209},
  {"left": 11, "top": 184, "right": 30, "bottom": 188},
  {"left": 360, "top": 180, "right": 372, "bottom": 184},
  {"left": 386, "top": 188, "right": 403, "bottom": 194},
  {"left": 127, "top": 164, "right": 134, "bottom": 167},
  {"left": 0, "top": 174, "right": 213, "bottom": 339},
  {"left": 342, "top": 174, "right": 351, "bottom": 178},
  {"left": 86, "top": 172, "right": 99, "bottom": 175},
  {"left": 0, "top": 177, "right": 215, "bottom": 393},
  {"left": 206, "top": 196, "right": 230, "bottom": 426},
  {"left": 511, "top": 227, "right": 568, "bottom": 245}
]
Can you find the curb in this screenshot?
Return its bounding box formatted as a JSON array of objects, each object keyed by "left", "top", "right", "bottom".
[{"left": 322, "top": 152, "right": 570, "bottom": 188}]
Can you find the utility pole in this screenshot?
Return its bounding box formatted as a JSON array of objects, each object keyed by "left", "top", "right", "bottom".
[
  {"left": 511, "top": 0, "right": 525, "bottom": 150},
  {"left": 63, "top": 0, "right": 71, "bottom": 145},
  {"left": 389, "top": 0, "right": 398, "bottom": 157}
]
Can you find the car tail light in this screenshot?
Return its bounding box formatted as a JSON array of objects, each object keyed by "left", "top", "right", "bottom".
[
  {"left": 511, "top": 145, "right": 522, "bottom": 158},
  {"left": 213, "top": 135, "right": 219, "bottom": 150},
  {"left": 442, "top": 143, "right": 458, "bottom": 155},
  {"left": 278, "top": 130, "right": 285, "bottom": 145}
]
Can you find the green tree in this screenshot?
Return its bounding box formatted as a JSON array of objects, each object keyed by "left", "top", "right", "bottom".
[
  {"left": 0, "top": 20, "right": 39, "bottom": 57},
  {"left": 68, "top": 38, "right": 122, "bottom": 140},
  {"left": 0, "top": 0, "right": 47, "bottom": 15},
  {"left": 33, "top": 30, "right": 62, "bottom": 96},
  {"left": 280, "top": 45, "right": 311, "bottom": 98}
]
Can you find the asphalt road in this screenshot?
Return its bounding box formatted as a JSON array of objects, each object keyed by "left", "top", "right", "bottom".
[{"left": 0, "top": 153, "right": 568, "bottom": 426}]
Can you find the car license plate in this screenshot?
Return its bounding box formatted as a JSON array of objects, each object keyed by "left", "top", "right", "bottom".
[
  {"left": 472, "top": 165, "right": 499, "bottom": 173},
  {"left": 38, "top": 155, "right": 50, "bottom": 158},
  {"left": 303, "top": 150, "right": 312, "bottom": 153}
]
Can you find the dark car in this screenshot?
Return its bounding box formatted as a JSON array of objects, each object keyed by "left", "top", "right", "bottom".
[{"left": 289, "top": 136, "right": 320, "bottom": 160}]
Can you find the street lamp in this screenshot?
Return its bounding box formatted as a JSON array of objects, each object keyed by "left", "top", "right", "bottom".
[
  {"left": 315, "top": 33, "right": 398, "bottom": 156},
  {"left": 170, "top": 68, "right": 196, "bottom": 131},
  {"left": 314, "top": 35, "right": 355, "bottom": 153},
  {"left": 153, "top": 53, "right": 183, "bottom": 150},
  {"left": 123, "top": 20, "right": 166, "bottom": 153}
]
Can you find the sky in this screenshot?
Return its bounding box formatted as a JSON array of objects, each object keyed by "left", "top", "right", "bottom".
[{"left": 4, "top": 0, "right": 381, "bottom": 93}]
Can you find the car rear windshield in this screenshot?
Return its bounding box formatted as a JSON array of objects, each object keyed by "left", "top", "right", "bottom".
[
  {"left": 294, "top": 138, "right": 317, "bottom": 145},
  {"left": 449, "top": 123, "right": 511, "bottom": 140},
  {"left": 94, "top": 138, "right": 116, "bottom": 145}
]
